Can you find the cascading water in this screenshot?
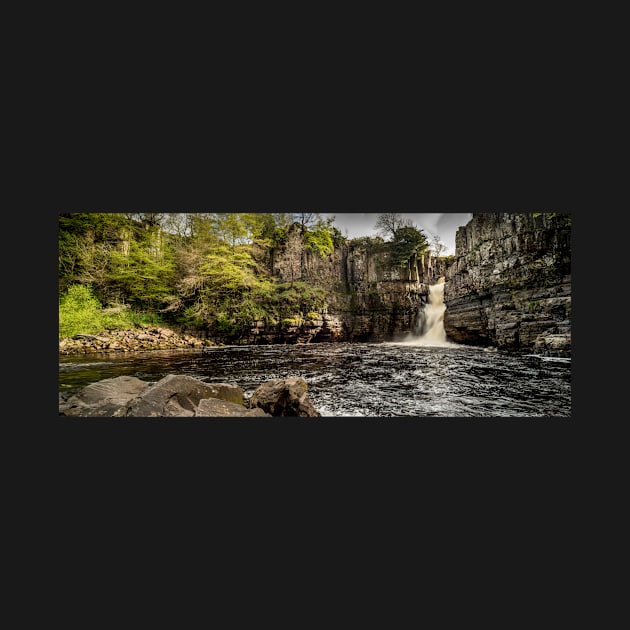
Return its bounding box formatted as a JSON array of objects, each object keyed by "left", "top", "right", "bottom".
[
  {"left": 420, "top": 278, "right": 447, "bottom": 343},
  {"left": 406, "top": 277, "right": 455, "bottom": 347}
]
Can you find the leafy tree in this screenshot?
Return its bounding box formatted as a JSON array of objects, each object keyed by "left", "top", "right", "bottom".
[
  {"left": 374, "top": 212, "right": 414, "bottom": 240},
  {"left": 389, "top": 225, "right": 429, "bottom": 268},
  {"left": 304, "top": 217, "right": 336, "bottom": 257},
  {"left": 58, "top": 213, "right": 131, "bottom": 295},
  {"left": 212, "top": 213, "right": 250, "bottom": 250},
  {"left": 240, "top": 213, "right": 276, "bottom": 246},
  {"left": 107, "top": 236, "right": 176, "bottom": 310}
]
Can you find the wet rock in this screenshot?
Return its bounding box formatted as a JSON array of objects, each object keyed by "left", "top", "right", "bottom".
[
  {"left": 196, "top": 398, "right": 271, "bottom": 417},
  {"left": 122, "top": 375, "right": 231, "bottom": 417},
  {"left": 444, "top": 213, "right": 571, "bottom": 355},
  {"left": 248, "top": 377, "right": 320, "bottom": 417},
  {"left": 59, "top": 374, "right": 317, "bottom": 417},
  {"left": 61, "top": 376, "right": 150, "bottom": 417}
]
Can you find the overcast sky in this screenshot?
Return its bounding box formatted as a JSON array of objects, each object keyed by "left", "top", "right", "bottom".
[{"left": 319, "top": 212, "right": 473, "bottom": 255}]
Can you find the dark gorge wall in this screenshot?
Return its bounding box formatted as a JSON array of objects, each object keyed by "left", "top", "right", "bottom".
[
  {"left": 246, "top": 224, "right": 442, "bottom": 343},
  {"left": 443, "top": 213, "right": 571, "bottom": 355},
  {"left": 242, "top": 214, "right": 571, "bottom": 353}
]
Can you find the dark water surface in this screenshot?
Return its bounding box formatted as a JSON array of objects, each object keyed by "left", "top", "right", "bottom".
[{"left": 59, "top": 342, "right": 571, "bottom": 417}]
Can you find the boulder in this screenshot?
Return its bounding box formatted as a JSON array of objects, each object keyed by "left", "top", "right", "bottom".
[
  {"left": 121, "top": 374, "right": 237, "bottom": 417},
  {"left": 203, "top": 383, "right": 244, "bottom": 405},
  {"left": 248, "top": 377, "right": 320, "bottom": 417},
  {"left": 61, "top": 376, "right": 149, "bottom": 417},
  {"left": 58, "top": 374, "right": 310, "bottom": 417},
  {"left": 196, "top": 398, "right": 271, "bottom": 417}
]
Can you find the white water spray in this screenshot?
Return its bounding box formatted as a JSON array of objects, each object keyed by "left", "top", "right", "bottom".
[
  {"left": 397, "top": 277, "right": 455, "bottom": 347},
  {"left": 420, "top": 278, "right": 447, "bottom": 344}
]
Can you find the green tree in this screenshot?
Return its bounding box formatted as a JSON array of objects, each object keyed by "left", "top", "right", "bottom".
[
  {"left": 389, "top": 225, "right": 429, "bottom": 268},
  {"left": 304, "top": 217, "right": 336, "bottom": 257},
  {"left": 107, "top": 236, "right": 175, "bottom": 310},
  {"left": 374, "top": 212, "right": 414, "bottom": 240}
]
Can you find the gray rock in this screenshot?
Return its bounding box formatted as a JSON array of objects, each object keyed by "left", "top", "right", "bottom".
[
  {"left": 443, "top": 213, "right": 571, "bottom": 355},
  {"left": 61, "top": 376, "right": 149, "bottom": 416},
  {"left": 249, "top": 377, "right": 320, "bottom": 417},
  {"left": 204, "top": 383, "right": 244, "bottom": 405},
  {"left": 122, "top": 374, "right": 227, "bottom": 417},
  {"left": 59, "top": 374, "right": 297, "bottom": 417},
  {"left": 196, "top": 398, "right": 271, "bottom": 417}
]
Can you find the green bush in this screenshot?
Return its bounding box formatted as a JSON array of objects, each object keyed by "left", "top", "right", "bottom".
[
  {"left": 59, "top": 284, "right": 105, "bottom": 339},
  {"left": 304, "top": 228, "right": 334, "bottom": 257},
  {"left": 59, "top": 284, "right": 166, "bottom": 339}
]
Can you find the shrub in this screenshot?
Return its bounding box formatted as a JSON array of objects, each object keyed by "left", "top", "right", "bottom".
[
  {"left": 59, "top": 284, "right": 105, "bottom": 339},
  {"left": 59, "top": 284, "right": 166, "bottom": 339}
]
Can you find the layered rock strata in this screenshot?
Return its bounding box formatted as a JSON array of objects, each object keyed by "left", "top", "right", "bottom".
[
  {"left": 245, "top": 224, "right": 442, "bottom": 343},
  {"left": 443, "top": 213, "right": 571, "bottom": 355}
]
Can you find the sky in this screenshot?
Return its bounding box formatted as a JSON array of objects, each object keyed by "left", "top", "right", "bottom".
[{"left": 319, "top": 212, "right": 473, "bottom": 256}]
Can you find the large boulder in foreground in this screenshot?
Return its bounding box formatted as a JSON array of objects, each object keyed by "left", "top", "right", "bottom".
[
  {"left": 248, "top": 377, "right": 320, "bottom": 417},
  {"left": 122, "top": 374, "right": 244, "bottom": 417},
  {"left": 58, "top": 374, "right": 319, "bottom": 417},
  {"left": 61, "top": 376, "right": 149, "bottom": 416},
  {"left": 195, "top": 398, "right": 270, "bottom": 417}
]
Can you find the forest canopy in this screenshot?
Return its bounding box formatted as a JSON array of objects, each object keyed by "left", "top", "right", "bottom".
[{"left": 59, "top": 212, "right": 435, "bottom": 340}]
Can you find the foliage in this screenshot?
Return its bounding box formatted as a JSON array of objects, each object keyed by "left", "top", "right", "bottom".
[
  {"left": 389, "top": 226, "right": 429, "bottom": 267},
  {"left": 304, "top": 224, "right": 334, "bottom": 257},
  {"left": 107, "top": 238, "right": 176, "bottom": 310},
  {"left": 58, "top": 211, "right": 348, "bottom": 341},
  {"left": 349, "top": 235, "right": 387, "bottom": 251},
  {"left": 59, "top": 284, "right": 105, "bottom": 338},
  {"left": 374, "top": 213, "right": 414, "bottom": 239},
  {"left": 528, "top": 300, "right": 541, "bottom": 313},
  {"left": 59, "top": 284, "right": 162, "bottom": 339}
]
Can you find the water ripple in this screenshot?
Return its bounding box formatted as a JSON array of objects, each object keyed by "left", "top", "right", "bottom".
[{"left": 59, "top": 343, "right": 571, "bottom": 417}]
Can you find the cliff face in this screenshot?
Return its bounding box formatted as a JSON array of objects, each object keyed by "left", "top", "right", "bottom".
[
  {"left": 443, "top": 213, "right": 571, "bottom": 355},
  {"left": 242, "top": 214, "right": 572, "bottom": 352},
  {"left": 246, "top": 224, "right": 440, "bottom": 343}
]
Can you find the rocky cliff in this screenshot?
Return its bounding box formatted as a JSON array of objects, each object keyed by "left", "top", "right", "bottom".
[
  {"left": 443, "top": 212, "right": 571, "bottom": 355},
  {"left": 246, "top": 223, "right": 440, "bottom": 343}
]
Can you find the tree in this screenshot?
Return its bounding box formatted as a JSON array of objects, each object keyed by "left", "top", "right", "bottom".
[
  {"left": 213, "top": 213, "right": 250, "bottom": 251},
  {"left": 304, "top": 218, "right": 335, "bottom": 257},
  {"left": 389, "top": 225, "right": 429, "bottom": 268},
  {"left": 374, "top": 212, "right": 414, "bottom": 240},
  {"left": 430, "top": 235, "right": 447, "bottom": 258},
  {"left": 297, "top": 211, "right": 319, "bottom": 230},
  {"left": 107, "top": 233, "right": 176, "bottom": 310}
]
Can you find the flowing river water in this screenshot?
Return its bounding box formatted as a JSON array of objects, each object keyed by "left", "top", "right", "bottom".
[{"left": 58, "top": 281, "right": 571, "bottom": 417}]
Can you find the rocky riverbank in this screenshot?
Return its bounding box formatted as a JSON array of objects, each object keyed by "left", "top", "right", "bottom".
[
  {"left": 59, "top": 325, "right": 214, "bottom": 355},
  {"left": 59, "top": 374, "right": 320, "bottom": 417}
]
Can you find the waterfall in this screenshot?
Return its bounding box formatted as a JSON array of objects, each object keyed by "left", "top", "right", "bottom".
[
  {"left": 404, "top": 277, "right": 454, "bottom": 347},
  {"left": 419, "top": 278, "right": 447, "bottom": 343}
]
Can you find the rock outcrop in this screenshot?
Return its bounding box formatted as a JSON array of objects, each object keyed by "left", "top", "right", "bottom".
[
  {"left": 443, "top": 212, "right": 571, "bottom": 355},
  {"left": 243, "top": 224, "right": 444, "bottom": 344},
  {"left": 59, "top": 326, "right": 212, "bottom": 355},
  {"left": 59, "top": 374, "right": 320, "bottom": 418},
  {"left": 248, "top": 377, "right": 321, "bottom": 417}
]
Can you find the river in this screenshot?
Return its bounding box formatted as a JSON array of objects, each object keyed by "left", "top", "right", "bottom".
[{"left": 58, "top": 342, "right": 571, "bottom": 417}]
